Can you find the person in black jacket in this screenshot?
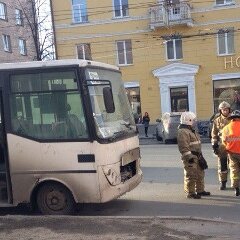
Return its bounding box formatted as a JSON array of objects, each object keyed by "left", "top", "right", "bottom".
[{"left": 142, "top": 112, "right": 150, "bottom": 137}]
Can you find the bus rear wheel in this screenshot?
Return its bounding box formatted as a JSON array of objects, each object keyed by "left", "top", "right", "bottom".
[{"left": 36, "top": 182, "right": 75, "bottom": 215}]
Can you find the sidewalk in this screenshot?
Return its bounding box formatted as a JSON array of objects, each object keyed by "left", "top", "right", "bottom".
[{"left": 137, "top": 124, "right": 211, "bottom": 145}]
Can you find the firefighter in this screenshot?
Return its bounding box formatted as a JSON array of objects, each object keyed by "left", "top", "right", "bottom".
[
  {"left": 177, "top": 112, "right": 210, "bottom": 199},
  {"left": 222, "top": 110, "right": 240, "bottom": 196},
  {"left": 211, "top": 101, "right": 231, "bottom": 190}
]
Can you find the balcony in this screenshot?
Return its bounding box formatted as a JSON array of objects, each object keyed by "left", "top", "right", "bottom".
[{"left": 149, "top": 3, "right": 193, "bottom": 30}]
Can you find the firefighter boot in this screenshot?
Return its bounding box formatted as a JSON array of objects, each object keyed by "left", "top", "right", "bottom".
[
  {"left": 235, "top": 187, "right": 239, "bottom": 196},
  {"left": 220, "top": 181, "right": 227, "bottom": 190},
  {"left": 187, "top": 193, "right": 201, "bottom": 199},
  {"left": 197, "top": 191, "right": 211, "bottom": 196}
]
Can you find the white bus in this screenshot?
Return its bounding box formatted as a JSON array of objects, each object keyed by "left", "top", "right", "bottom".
[{"left": 0, "top": 59, "right": 142, "bottom": 214}]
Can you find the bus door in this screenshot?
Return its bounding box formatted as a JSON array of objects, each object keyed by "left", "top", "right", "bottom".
[{"left": 0, "top": 90, "right": 9, "bottom": 204}]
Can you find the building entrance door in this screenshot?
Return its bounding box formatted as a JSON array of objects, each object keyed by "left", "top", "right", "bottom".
[{"left": 170, "top": 87, "right": 189, "bottom": 112}]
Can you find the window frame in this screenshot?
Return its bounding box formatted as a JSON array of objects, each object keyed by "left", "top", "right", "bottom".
[
  {"left": 15, "top": 8, "right": 23, "bottom": 26},
  {"left": 76, "top": 43, "right": 92, "bottom": 60},
  {"left": 116, "top": 39, "right": 133, "bottom": 66},
  {"left": 215, "top": 0, "right": 233, "bottom": 6},
  {"left": 0, "top": 2, "right": 7, "bottom": 21},
  {"left": 217, "top": 28, "right": 234, "bottom": 56},
  {"left": 113, "top": 0, "right": 129, "bottom": 18},
  {"left": 18, "top": 38, "right": 27, "bottom": 55},
  {"left": 72, "top": 0, "right": 88, "bottom": 23},
  {"left": 165, "top": 38, "right": 183, "bottom": 61},
  {"left": 2, "top": 34, "right": 11, "bottom": 52}
]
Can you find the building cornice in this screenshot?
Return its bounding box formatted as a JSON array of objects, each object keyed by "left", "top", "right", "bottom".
[
  {"left": 55, "top": 15, "right": 149, "bottom": 29},
  {"left": 192, "top": 3, "right": 240, "bottom": 13},
  {"left": 57, "top": 29, "right": 150, "bottom": 41},
  {"left": 152, "top": 63, "right": 200, "bottom": 78},
  {"left": 212, "top": 72, "right": 240, "bottom": 80},
  {"left": 195, "top": 18, "right": 240, "bottom": 27}
]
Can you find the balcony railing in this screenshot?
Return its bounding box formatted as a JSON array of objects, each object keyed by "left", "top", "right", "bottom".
[{"left": 149, "top": 3, "right": 193, "bottom": 30}]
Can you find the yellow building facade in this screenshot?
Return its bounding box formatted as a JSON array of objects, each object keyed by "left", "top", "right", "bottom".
[{"left": 50, "top": 0, "right": 240, "bottom": 122}]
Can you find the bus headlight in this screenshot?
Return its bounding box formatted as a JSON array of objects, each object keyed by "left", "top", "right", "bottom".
[{"left": 102, "top": 167, "right": 121, "bottom": 186}]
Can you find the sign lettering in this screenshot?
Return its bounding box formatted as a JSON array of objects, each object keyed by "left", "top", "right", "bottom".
[{"left": 224, "top": 56, "right": 240, "bottom": 69}]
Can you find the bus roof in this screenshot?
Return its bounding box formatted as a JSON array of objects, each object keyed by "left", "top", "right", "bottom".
[{"left": 0, "top": 59, "right": 120, "bottom": 71}]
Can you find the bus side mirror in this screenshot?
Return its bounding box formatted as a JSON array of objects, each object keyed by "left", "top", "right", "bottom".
[{"left": 103, "top": 87, "right": 115, "bottom": 113}]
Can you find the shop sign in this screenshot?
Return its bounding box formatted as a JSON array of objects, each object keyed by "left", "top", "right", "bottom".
[{"left": 224, "top": 56, "right": 240, "bottom": 69}]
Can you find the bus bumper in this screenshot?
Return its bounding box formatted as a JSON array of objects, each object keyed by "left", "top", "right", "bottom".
[{"left": 99, "top": 169, "right": 143, "bottom": 203}]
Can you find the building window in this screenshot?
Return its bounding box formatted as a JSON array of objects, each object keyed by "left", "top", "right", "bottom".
[
  {"left": 166, "top": 0, "right": 181, "bottom": 21},
  {"left": 213, "top": 79, "right": 240, "bottom": 112},
  {"left": 2, "top": 35, "right": 11, "bottom": 52},
  {"left": 76, "top": 43, "right": 92, "bottom": 60},
  {"left": 19, "top": 39, "right": 27, "bottom": 55},
  {"left": 72, "top": 0, "right": 88, "bottom": 23},
  {"left": 217, "top": 28, "right": 234, "bottom": 55},
  {"left": 216, "top": 0, "right": 233, "bottom": 5},
  {"left": 170, "top": 87, "right": 189, "bottom": 112},
  {"left": 125, "top": 87, "right": 141, "bottom": 123},
  {"left": 114, "top": 0, "right": 129, "bottom": 18},
  {"left": 166, "top": 38, "right": 183, "bottom": 60},
  {"left": 0, "top": 2, "right": 7, "bottom": 20},
  {"left": 116, "top": 40, "right": 133, "bottom": 65},
  {"left": 15, "top": 9, "right": 23, "bottom": 25}
]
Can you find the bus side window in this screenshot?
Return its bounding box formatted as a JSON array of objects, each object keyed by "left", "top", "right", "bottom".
[
  {"left": 67, "top": 114, "right": 86, "bottom": 138},
  {"left": 10, "top": 70, "right": 89, "bottom": 140},
  {"left": 52, "top": 122, "right": 68, "bottom": 139},
  {"left": 12, "top": 118, "right": 28, "bottom": 135}
]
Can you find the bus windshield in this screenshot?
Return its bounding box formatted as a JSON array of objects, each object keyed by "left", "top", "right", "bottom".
[{"left": 85, "top": 67, "right": 136, "bottom": 139}]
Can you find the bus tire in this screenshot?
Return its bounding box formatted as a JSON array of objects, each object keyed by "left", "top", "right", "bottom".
[{"left": 36, "top": 182, "right": 75, "bottom": 215}]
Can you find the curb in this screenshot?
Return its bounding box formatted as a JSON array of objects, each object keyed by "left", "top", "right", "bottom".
[{"left": 138, "top": 136, "right": 211, "bottom": 144}]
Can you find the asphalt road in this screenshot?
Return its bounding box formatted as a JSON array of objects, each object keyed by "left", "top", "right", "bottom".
[
  {"left": 1, "top": 143, "right": 240, "bottom": 239},
  {"left": 74, "top": 143, "right": 240, "bottom": 222},
  {"left": 0, "top": 215, "right": 240, "bottom": 240}
]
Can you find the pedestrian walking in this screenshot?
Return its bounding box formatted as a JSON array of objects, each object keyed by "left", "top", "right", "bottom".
[
  {"left": 222, "top": 110, "right": 240, "bottom": 196},
  {"left": 177, "top": 112, "right": 210, "bottom": 199},
  {"left": 211, "top": 101, "right": 231, "bottom": 190},
  {"left": 142, "top": 112, "right": 150, "bottom": 137}
]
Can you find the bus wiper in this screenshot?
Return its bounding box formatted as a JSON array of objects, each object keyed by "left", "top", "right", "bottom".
[
  {"left": 120, "top": 121, "right": 131, "bottom": 128},
  {"left": 108, "top": 131, "right": 126, "bottom": 141}
]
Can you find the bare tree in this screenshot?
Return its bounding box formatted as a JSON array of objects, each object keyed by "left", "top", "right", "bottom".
[{"left": 17, "top": 0, "right": 55, "bottom": 60}]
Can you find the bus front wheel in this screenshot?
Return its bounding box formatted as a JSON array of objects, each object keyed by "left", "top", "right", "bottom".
[{"left": 36, "top": 182, "right": 75, "bottom": 215}]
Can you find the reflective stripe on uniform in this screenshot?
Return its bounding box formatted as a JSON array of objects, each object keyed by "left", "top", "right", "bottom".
[
  {"left": 211, "top": 139, "right": 218, "bottom": 144},
  {"left": 182, "top": 151, "right": 191, "bottom": 157},
  {"left": 219, "top": 170, "right": 228, "bottom": 174},
  {"left": 189, "top": 141, "right": 201, "bottom": 146},
  {"left": 211, "top": 137, "right": 218, "bottom": 142},
  {"left": 225, "top": 136, "right": 240, "bottom": 142}
]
